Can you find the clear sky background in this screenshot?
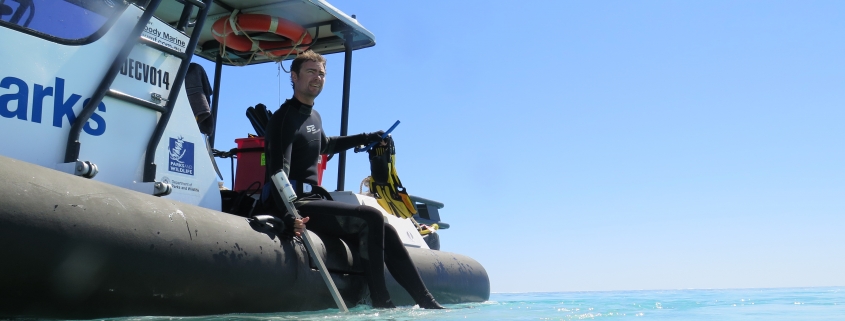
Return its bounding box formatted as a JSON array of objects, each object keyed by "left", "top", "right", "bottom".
[{"left": 197, "top": 1, "right": 845, "bottom": 293}]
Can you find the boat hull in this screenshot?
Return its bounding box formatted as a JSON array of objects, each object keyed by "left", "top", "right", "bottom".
[{"left": 0, "top": 155, "right": 489, "bottom": 318}]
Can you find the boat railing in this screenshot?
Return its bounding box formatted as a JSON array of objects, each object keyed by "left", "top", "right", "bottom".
[{"left": 50, "top": 0, "right": 214, "bottom": 196}]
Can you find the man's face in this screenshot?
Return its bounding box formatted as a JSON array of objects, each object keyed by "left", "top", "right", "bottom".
[{"left": 292, "top": 60, "right": 326, "bottom": 100}]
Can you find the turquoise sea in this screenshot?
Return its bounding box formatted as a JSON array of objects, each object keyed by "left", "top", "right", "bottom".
[{"left": 100, "top": 287, "right": 844, "bottom": 321}]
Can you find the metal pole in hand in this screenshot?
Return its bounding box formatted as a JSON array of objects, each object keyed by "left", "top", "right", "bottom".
[{"left": 270, "top": 171, "right": 348, "bottom": 312}]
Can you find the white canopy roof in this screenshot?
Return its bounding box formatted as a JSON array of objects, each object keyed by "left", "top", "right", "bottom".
[{"left": 152, "top": 0, "right": 376, "bottom": 65}]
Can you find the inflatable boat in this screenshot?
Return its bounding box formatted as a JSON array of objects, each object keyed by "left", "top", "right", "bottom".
[{"left": 0, "top": 0, "right": 489, "bottom": 318}]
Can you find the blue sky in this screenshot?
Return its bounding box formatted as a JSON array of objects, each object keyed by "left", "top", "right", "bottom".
[{"left": 198, "top": 1, "right": 845, "bottom": 293}]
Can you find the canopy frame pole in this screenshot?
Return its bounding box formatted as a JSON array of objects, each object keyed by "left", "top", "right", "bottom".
[
  {"left": 336, "top": 31, "right": 353, "bottom": 191},
  {"left": 209, "top": 52, "right": 223, "bottom": 148}
]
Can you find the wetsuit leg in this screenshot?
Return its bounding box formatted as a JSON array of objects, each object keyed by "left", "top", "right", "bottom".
[
  {"left": 383, "top": 224, "right": 442, "bottom": 308},
  {"left": 382, "top": 224, "right": 425, "bottom": 294},
  {"left": 296, "top": 200, "right": 394, "bottom": 307},
  {"left": 297, "top": 200, "right": 442, "bottom": 308}
]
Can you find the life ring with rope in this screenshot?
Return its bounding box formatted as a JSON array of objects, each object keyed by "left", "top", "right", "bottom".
[{"left": 211, "top": 14, "right": 312, "bottom": 57}]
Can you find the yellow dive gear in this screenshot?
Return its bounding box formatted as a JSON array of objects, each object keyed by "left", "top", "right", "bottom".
[
  {"left": 418, "top": 223, "right": 439, "bottom": 235},
  {"left": 367, "top": 137, "right": 417, "bottom": 219}
]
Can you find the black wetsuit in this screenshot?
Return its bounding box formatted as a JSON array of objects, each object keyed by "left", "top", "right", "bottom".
[{"left": 263, "top": 97, "right": 435, "bottom": 308}]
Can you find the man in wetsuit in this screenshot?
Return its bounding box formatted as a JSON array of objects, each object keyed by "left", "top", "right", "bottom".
[{"left": 263, "top": 50, "right": 444, "bottom": 309}]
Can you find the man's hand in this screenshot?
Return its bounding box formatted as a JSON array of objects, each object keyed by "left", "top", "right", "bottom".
[
  {"left": 366, "top": 130, "right": 386, "bottom": 144},
  {"left": 293, "top": 216, "right": 310, "bottom": 236}
]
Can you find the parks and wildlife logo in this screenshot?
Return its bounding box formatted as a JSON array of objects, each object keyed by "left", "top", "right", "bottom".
[{"left": 168, "top": 136, "right": 194, "bottom": 175}]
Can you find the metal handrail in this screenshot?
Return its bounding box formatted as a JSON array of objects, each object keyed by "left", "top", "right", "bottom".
[
  {"left": 106, "top": 90, "right": 167, "bottom": 113},
  {"left": 142, "top": 0, "right": 214, "bottom": 182},
  {"left": 64, "top": 0, "right": 164, "bottom": 163}
]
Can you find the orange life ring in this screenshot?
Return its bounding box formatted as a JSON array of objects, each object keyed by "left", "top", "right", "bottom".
[{"left": 211, "top": 14, "right": 312, "bottom": 57}]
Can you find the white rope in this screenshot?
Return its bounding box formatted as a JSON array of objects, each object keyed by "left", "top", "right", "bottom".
[
  {"left": 264, "top": 30, "right": 309, "bottom": 65},
  {"left": 359, "top": 176, "right": 372, "bottom": 195},
  {"left": 218, "top": 11, "right": 245, "bottom": 66},
  {"left": 228, "top": 9, "right": 241, "bottom": 35},
  {"left": 410, "top": 216, "right": 423, "bottom": 231},
  {"left": 268, "top": 17, "right": 278, "bottom": 33},
  {"left": 218, "top": 12, "right": 311, "bottom": 67}
]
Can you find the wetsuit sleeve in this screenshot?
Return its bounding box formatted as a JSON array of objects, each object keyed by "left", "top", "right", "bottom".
[
  {"left": 265, "top": 107, "right": 297, "bottom": 230},
  {"left": 321, "top": 133, "right": 369, "bottom": 155},
  {"left": 268, "top": 113, "right": 295, "bottom": 177},
  {"left": 269, "top": 184, "right": 297, "bottom": 232}
]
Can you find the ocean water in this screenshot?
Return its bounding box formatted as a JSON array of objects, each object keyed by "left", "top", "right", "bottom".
[{"left": 104, "top": 287, "right": 845, "bottom": 321}]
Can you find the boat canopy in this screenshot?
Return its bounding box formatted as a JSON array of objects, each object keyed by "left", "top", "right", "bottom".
[{"left": 150, "top": 0, "right": 376, "bottom": 65}]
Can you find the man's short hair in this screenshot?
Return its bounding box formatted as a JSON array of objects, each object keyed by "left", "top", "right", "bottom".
[{"left": 290, "top": 50, "right": 326, "bottom": 89}]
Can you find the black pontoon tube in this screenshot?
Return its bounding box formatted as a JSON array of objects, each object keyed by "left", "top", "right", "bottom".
[
  {"left": 64, "top": 0, "right": 163, "bottom": 163},
  {"left": 0, "top": 154, "right": 490, "bottom": 318}
]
